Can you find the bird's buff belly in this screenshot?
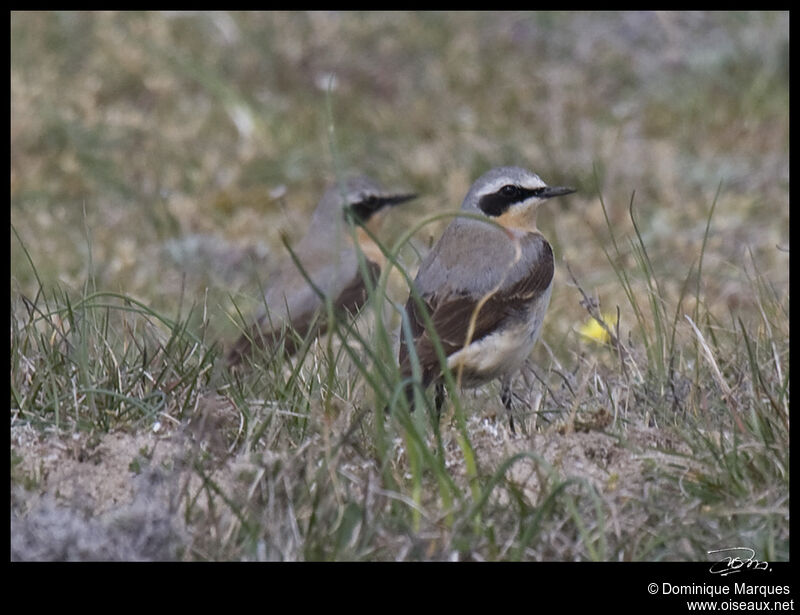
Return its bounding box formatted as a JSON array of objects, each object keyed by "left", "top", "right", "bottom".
[{"left": 445, "top": 290, "right": 550, "bottom": 386}]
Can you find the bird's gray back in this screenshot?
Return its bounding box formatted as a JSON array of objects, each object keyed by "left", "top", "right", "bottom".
[
  {"left": 414, "top": 218, "right": 552, "bottom": 299},
  {"left": 261, "top": 245, "right": 362, "bottom": 325}
]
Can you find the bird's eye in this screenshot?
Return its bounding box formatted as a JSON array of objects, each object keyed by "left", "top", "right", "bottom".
[{"left": 500, "top": 185, "right": 519, "bottom": 198}]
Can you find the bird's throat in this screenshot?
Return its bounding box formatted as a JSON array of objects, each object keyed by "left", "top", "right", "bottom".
[
  {"left": 496, "top": 206, "right": 538, "bottom": 234},
  {"left": 356, "top": 227, "right": 385, "bottom": 268}
]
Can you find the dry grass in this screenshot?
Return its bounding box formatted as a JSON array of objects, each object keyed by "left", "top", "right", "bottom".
[{"left": 11, "top": 11, "right": 788, "bottom": 561}]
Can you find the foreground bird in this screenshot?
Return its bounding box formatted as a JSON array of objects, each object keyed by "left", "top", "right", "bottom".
[
  {"left": 397, "top": 166, "right": 575, "bottom": 432},
  {"left": 228, "top": 175, "right": 416, "bottom": 365}
]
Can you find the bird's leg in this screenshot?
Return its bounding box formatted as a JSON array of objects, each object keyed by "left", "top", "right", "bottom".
[
  {"left": 430, "top": 381, "right": 447, "bottom": 455},
  {"left": 501, "top": 376, "right": 516, "bottom": 434},
  {"left": 434, "top": 381, "right": 446, "bottom": 418},
  {"left": 403, "top": 381, "right": 417, "bottom": 413}
]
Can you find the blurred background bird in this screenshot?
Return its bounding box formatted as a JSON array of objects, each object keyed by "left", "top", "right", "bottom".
[{"left": 228, "top": 175, "right": 416, "bottom": 365}]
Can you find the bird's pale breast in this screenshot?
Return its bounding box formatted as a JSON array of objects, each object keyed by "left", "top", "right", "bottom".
[{"left": 446, "top": 281, "right": 552, "bottom": 386}]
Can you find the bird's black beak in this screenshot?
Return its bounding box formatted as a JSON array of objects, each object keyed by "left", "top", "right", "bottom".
[
  {"left": 537, "top": 185, "right": 576, "bottom": 199},
  {"left": 381, "top": 193, "right": 418, "bottom": 208},
  {"left": 347, "top": 193, "right": 417, "bottom": 224}
]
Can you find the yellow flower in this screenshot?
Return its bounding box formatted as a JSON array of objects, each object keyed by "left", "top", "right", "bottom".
[{"left": 579, "top": 312, "right": 618, "bottom": 344}]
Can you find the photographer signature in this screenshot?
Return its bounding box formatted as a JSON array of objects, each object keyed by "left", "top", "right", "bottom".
[{"left": 708, "top": 547, "right": 770, "bottom": 576}]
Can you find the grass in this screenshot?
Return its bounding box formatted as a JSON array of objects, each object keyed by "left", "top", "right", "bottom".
[{"left": 11, "top": 11, "right": 788, "bottom": 562}]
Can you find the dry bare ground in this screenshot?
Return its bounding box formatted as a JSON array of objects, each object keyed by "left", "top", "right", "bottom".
[{"left": 11, "top": 400, "right": 692, "bottom": 561}]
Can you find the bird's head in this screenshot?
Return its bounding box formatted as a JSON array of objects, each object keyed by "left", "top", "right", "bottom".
[
  {"left": 311, "top": 175, "right": 416, "bottom": 235},
  {"left": 462, "top": 166, "right": 575, "bottom": 232}
]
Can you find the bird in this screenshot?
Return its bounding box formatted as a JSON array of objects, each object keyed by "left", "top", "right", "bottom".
[
  {"left": 228, "top": 175, "right": 416, "bottom": 365},
  {"left": 397, "top": 166, "right": 575, "bottom": 433}
]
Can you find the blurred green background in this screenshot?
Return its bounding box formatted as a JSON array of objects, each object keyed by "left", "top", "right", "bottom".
[{"left": 11, "top": 11, "right": 789, "bottom": 346}]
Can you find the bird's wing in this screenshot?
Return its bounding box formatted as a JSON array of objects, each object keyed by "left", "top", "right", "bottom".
[
  {"left": 398, "top": 226, "right": 553, "bottom": 384},
  {"left": 228, "top": 249, "right": 379, "bottom": 365},
  {"left": 330, "top": 257, "right": 380, "bottom": 316}
]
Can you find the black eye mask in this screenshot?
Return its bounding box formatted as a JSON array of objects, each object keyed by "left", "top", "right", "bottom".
[
  {"left": 478, "top": 185, "right": 576, "bottom": 217},
  {"left": 345, "top": 193, "right": 417, "bottom": 224}
]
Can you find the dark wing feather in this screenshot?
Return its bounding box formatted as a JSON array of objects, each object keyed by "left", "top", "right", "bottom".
[
  {"left": 227, "top": 307, "right": 318, "bottom": 365},
  {"left": 331, "top": 258, "right": 380, "bottom": 316},
  {"left": 228, "top": 258, "right": 379, "bottom": 366}
]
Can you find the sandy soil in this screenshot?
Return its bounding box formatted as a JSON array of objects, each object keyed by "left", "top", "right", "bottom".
[{"left": 10, "top": 399, "right": 691, "bottom": 561}]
